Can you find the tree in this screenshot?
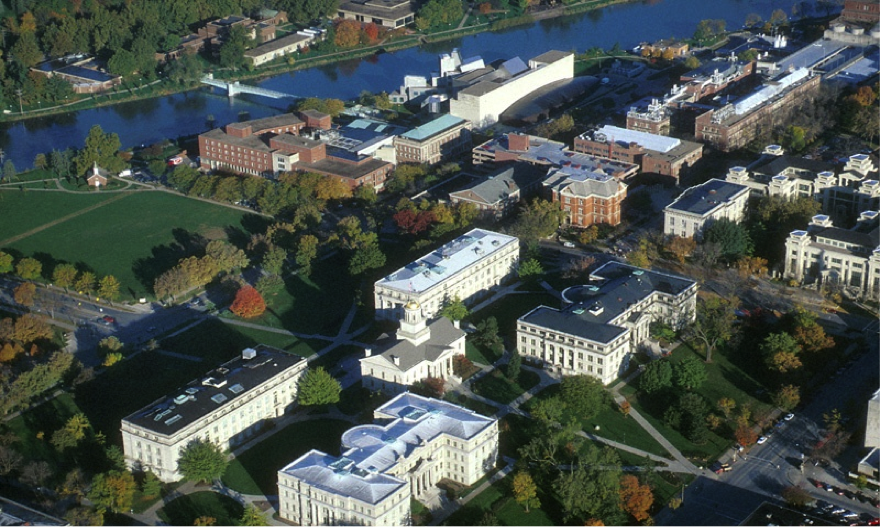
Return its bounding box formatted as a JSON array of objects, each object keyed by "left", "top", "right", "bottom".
[
  {"left": 88, "top": 470, "right": 136, "bottom": 513},
  {"left": 178, "top": 440, "right": 228, "bottom": 484},
  {"left": 687, "top": 296, "right": 736, "bottom": 363},
  {"left": 261, "top": 247, "right": 287, "bottom": 276},
  {"left": 298, "top": 367, "right": 342, "bottom": 406},
  {"left": 509, "top": 199, "right": 567, "bottom": 243},
  {"left": 506, "top": 351, "right": 521, "bottom": 382},
  {"left": 773, "top": 384, "right": 800, "bottom": 411},
  {"left": 218, "top": 24, "right": 252, "bottom": 69},
  {"left": 2, "top": 161, "right": 16, "bottom": 181},
  {"left": 154, "top": 267, "right": 189, "bottom": 301},
  {"left": 619, "top": 474, "right": 653, "bottom": 522},
  {"left": 620, "top": 400, "right": 631, "bottom": 417},
  {"left": 781, "top": 485, "right": 811, "bottom": 508},
  {"left": 717, "top": 397, "right": 736, "bottom": 419},
  {"left": 411, "top": 377, "right": 446, "bottom": 399},
  {"left": 684, "top": 55, "right": 701, "bottom": 70},
  {"left": 553, "top": 445, "right": 622, "bottom": 522},
  {"left": 16, "top": 257, "right": 42, "bottom": 280},
  {"left": 531, "top": 396, "right": 566, "bottom": 426},
  {"left": 561, "top": 375, "right": 606, "bottom": 420},
  {"left": 295, "top": 235, "right": 318, "bottom": 276},
  {"left": 0, "top": 446, "right": 23, "bottom": 476},
  {"left": 440, "top": 296, "right": 469, "bottom": 321},
  {"left": 74, "top": 125, "right": 124, "bottom": 176},
  {"left": 518, "top": 258, "right": 544, "bottom": 282},
  {"left": 52, "top": 263, "right": 78, "bottom": 292},
  {"left": 512, "top": 471, "right": 540, "bottom": 513},
  {"left": 230, "top": 286, "right": 266, "bottom": 318},
  {"left": 97, "top": 275, "right": 121, "bottom": 303},
  {"left": 194, "top": 517, "right": 217, "bottom": 526},
  {"left": 640, "top": 359, "right": 672, "bottom": 394},
  {"left": 348, "top": 241, "right": 385, "bottom": 275},
  {"left": 238, "top": 504, "right": 268, "bottom": 526},
  {"left": 734, "top": 423, "right": 758, "bottom": 446},
  {"left": 141, "top": 471, "right": 162, "bottom": 499},
  {"left": 703, "top": 218, "right": 751, "bottom": 263},
  {"left": 75, "top": 271, "right": 96, "bottom": 296},
  {"left": 769, "top": 8, "right": 789, "bottom": 26},
  {"left": 65, "top": 506, "right": 104, "bottom": 526},
  {"left": 664, "top": 236, "right": 696, "bottom": 264},
  {"left": 9, "top": 314, "right": 53, "bottom": 344},
  {"left": 761, "top": 332, "right": 802, "bottom": 373},
  {"left": 334, "top": 19, "right": 362, "bottom": 48},
  {"left": 13, "top": 282, "right": 36, "bottom": 307},
  {"left": 0, "top": 252, "right": 13, "bottom": 274},
  {"left": 673, "top": 356, "right": 707, "bottom": 390},
  {"left": 20, "top": 460, "right": 52, "bottom": 488},
  {"left": 205, "top": 240, "right": 248, "bottom": 274}
]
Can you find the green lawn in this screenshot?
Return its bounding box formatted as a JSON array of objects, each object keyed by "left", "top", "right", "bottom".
[
  {"left": 618, "top": 344, "right": 772, "bottom": 463},
  {"left": 4, "top": 393, "right": 81, "bottom": 462},
  {"left": 466, "top": 340, "right": 499, "bottom": 365},
  {"left": 158, "top": 491, "right": 244, "bottom": 526},
  {"left": 222, "top": 418, "right": 351, "bottom": 495},
  {"left": 523, "top": 384, "right": 669, "bottom": 458},
  {"left": 3, "top": 191, "right": 260, "bottom": 299},
  {"left": 161, "top": 318, "right": 321, "bottom": 363},
  {"left": 251, "top": 255, "right": 360, "bottom": 335},
  {"left": 472, "top": 369, "right": 541, "bottom": 405},
  {"left": 0, "top": 191, "right": 117, "bottom": 243},
  {"left": 442, "top": 475, "right": 555, "bottom": 526},
  {"left": 469, "top": 292, "right": 559, "bottom": 344},
  {"left": 443, "top": 391, "right": 499, "bottom": 417}
]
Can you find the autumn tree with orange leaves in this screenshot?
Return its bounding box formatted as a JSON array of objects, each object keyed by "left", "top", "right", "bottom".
[
  {"left": 230, "top": 286, "right": 266, "bottom": 318},
  {"left": 619, "top": 474, "right": 653, "bottom": 522}
]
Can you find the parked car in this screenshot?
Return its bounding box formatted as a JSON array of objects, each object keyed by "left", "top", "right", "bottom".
[
  {"left": 563, "top": 241, "right": 576, "bottom": 248},
  {"left": 101, "top": 315, "right": 116, "bottom": 325},
  {"left": 784, "top": 413, "right": 794, "bottom": 421},
  {"left": 757, "top": 436, "right": 768, "bottom": 445}
]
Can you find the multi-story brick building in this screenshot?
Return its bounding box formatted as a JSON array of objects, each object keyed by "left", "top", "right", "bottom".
[
  {"left": 694, "top": 68, "right": 821, "bottom": 152},
  {"left": 374, "top": 229, "right": 519, "bottom": 321},
  {"left": 517, "top": 262, "right": 697, "bottom": 384},
  {"left": 543, "top": 168, "right": 628, "bottom": 228},
  {"left": 663, "top": 178, "right": 750, "bottom": 239},
  {"left": 626, "top": 99, "right": 671, "bottom": 135},
  {"left": 393, "top": 114, "right": 472, "bottom": 165},
  {"left": 574, "top": 125, "right": 703, "bottom": 183},
  {"left": 198, "top": 114, "right": 394, "bottom": 188},
  {"left": 448, "top": 163, "right": 547, "bottom": 220},
  {"left": 841, "top": 0, "right": 880, "bottom": 23},
  {"left": 121, "top": 346, "right": 308, "bottom": 482},
  {"left": 277, "top": 393, "right": 498, "bottom": 526},
  {"left": 679, "top": 60, "right": 755, "bottom": 102}
]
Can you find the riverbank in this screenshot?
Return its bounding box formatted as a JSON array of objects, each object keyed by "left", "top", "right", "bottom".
[{"left": 0, "top": 0, "right": 634, "bottom": 123}]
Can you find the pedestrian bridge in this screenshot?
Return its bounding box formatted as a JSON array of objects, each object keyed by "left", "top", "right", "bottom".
[{"left": 201, "top": 76, "right": 297, "bottom": 99}]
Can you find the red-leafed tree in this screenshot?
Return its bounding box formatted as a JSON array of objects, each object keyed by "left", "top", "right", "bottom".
[
  {"left": 479, "top": 2, "right": 491, "bottom": 14},
  {"left": 735, "top": 423, "right": 758, "bottom": 446},
  {"left": 393, "top": 209, "right": 436, "bottom": 235},
  {"left": 363, "top": 22, "right": 379, "bottom": 41},
  {"left": 619, "top": 474, "right": 654, "bottom": 522},
  {"left": 411, "top": 377, "right": 445, "bottom": 398},
  {"left": 230, "top": 286, "right": 266, "bottom": 318}
]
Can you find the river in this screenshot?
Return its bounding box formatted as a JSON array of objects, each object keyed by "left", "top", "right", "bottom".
[{"left": 0, "top": 0, "right": 820, "bottom": 169}]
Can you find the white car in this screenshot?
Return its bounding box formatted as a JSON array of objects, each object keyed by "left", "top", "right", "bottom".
[
  {"left": 784, "top": 413, "right": 794, "bottom": 421},
  {"left": 757, "top": 436, "right": 768, "bottom": 445}
]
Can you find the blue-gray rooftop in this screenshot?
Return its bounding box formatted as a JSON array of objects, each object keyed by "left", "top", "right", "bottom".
[
  {"left": 665, "top": 178, "right": 748, "bottom": 216},
  {"left": 400, "top": 114, "right": 466, "bottom": 142}
]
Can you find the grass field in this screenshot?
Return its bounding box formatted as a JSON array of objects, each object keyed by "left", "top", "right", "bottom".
[
  {"left": 158, "top": 492, "right": 244, "bottom": 526},
  {"left": 161, "top": 318, "right": 322, "bottom": 362},
  {"left": 619, "top": 344, "right": 772, "bottom": 462},
  {"left": 472, "top": 369, "right": 541, "bottom": 405},
  {"left": 222, "top": 418, "right": 351, "bottom": 495},
  {"left": 469, "top": 292, "right": 559, "bottom": 345},
  {"left": 442, "top": 474, "right": 555, "bottom": 526},
  {"left": 2, "top": 191, "right": 261, "bottom": 299}
]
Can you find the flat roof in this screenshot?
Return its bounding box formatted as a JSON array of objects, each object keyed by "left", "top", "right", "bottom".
[
  {"left": 531, "top": 50, "right": 572, "bottom": 64},
  {"left": 376, "top": 229, "right": 518, "bottom": 294},
  {"left": 297, "top": 155, "right": 391, "bottom": 180},
  {"left": 400, "top": 114, "right": 467, "bottom": 142},
  {"left": 520, "top": 262, "right": 696, "bottom": 344},
  {"left": 226, "top": 113, "right": 304, "bottom": 133},
  {"left": 57, "top": 65, "right": 117, "bottom": 83},
  {"left": 244, "top": 32, "right": 311, "bottom": 57},
  {"left": 338, "top": 0, "right": 414, "bottom": 20},
  {"left": 586, "top": 125, "right": 681, "bottom": 154},
  {"left": 123, "top": 346, "right": 305, "bottom": 436},
  {"left": 201, "top": 127, "right": 273, "bottom": 152},
  {"left": 665, "top": 178, "right": 748, "bottom": 216},
  {"left": 279, "top": 393, "right": 495, "bottom": 505}
]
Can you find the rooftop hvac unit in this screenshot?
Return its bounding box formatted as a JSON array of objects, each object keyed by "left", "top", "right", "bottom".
[{"left": 243, "top": 348, "right": 257, "bottom": 360}]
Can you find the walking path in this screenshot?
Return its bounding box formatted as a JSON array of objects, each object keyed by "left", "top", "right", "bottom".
[{"left": 0, "top": 192, "right": 131, "bottom": 246}]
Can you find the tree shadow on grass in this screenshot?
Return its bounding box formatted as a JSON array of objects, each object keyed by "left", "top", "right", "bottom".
[
  {"left": 131, "top": 229, "right": 206, "bottom": 294},
  {"left": 158, "top": 492, "right": 244, "bottom": 526}
]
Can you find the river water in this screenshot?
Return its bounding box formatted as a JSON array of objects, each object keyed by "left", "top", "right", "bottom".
[{"left": 0, "top": 0, "right": 819, "bottom": 168}]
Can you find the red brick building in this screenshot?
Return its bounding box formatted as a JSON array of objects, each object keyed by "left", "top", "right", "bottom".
[
  {"left": 542, "top": 168, "right": 627, "bottom": 228},
  {"left": 842, "top": 0, "right": 880, "bottom": 23},
  {"left": 198, "top": 113, "right": 393, "bottom": 188}
]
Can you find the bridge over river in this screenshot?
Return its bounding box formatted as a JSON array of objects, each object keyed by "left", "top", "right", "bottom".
[{"left": 201, "top": 76, "right": 298, "bottom": 99}]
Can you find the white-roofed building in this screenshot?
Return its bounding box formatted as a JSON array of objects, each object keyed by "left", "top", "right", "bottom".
[
  {"left": 374, "top": 229, "right": 519, "bottom": 321},
  {"left": 121, "top": 346, "right": 308, "bottom": 482},
  {"left": 277, "top": 393, "right": 498, "bottom": 526},
  {"left": 361, "top": 300, "right": 466, "bottom": 394},
  {"left": 663, "top": 178, "right": 750, "bottom": 239}
]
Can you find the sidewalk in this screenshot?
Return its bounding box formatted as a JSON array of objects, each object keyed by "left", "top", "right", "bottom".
[{"left": 428, "top": 456, "right": 517, "bottom": 526}]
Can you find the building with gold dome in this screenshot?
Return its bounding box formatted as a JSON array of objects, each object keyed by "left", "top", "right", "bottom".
[
  {"left": 277, "top": 392, "right": 498, "bottom": 526},
  {"left": 374, "top": 228, "right": 519, "bottom": 321},
  {"left": 360, "top": 301, "right": 466, "bottom": 394}
]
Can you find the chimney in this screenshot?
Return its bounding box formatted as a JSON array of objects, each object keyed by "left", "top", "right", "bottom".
[
  {"left": 364, "top": 348, "right": 372, "bottom": 357},
  {"left": 507, "top": 133, "right": 530, "bottom": 152},
  {"left": 453, "top": 319, "right": 460, "bottom": 329},
  {"left": 392, "top": 355, "right": 401, "bottom": 366}
]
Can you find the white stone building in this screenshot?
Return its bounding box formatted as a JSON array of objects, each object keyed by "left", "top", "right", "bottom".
[
  {"left": 449, "top": 50, "right": 573, "bottom": 128},
  {"left": 784, "top": 211, "right": 880, "bottom": 301},
  {"left": 277, "top": 393, "right": 498, "bottom": 526},
  {"left": 663, "top": 178, "right": 750, "bottom": 239},
  {"left": 361, "top": 301, "right": 466, "bottom": 394},
  {"left": 374, "top": 229, "right": 519, "bottom": 321},
  {"left": 121, "top": 346, "right": 308, "bottom": 482},
  {"left": 517, "top": 262, "right": 697, "bottom": 385}
]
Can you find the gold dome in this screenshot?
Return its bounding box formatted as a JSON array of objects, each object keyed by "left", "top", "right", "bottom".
[{"left": 404, "top": 300, "right": 421, "bottom": 310}]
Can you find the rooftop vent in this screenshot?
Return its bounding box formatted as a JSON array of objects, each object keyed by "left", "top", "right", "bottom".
[
  {"left": 228, "top": 383, "right": 245, "bottom": 395},
  {"left": 154, "top": 409, "right": 172, "bottom": 421},
  {"left": 173, "top": 395, "right": 190, "bottom": 405},
  {"left": 202, "top": 377, "right": 227, "bottom": 388},
  {"left": 165, "top": 415, "right": 183, "bottom": 426},
  {"left": 242, "top": 348, "right": 257, "bottom": 360},
  {"left": 632, "top": 270, "right": 644, "bottom": 276},
  {"left": 211, "top": 393, "right": 228, "bottom": 404},
  {"left": 185, "top": 387, "right": 199, "bottom": 395},
  {"left": 572, "top": 308, "right": 585, "bottom": 315},
  {"left": 588, "top": 304, "right": 604, "bottom": 316}
]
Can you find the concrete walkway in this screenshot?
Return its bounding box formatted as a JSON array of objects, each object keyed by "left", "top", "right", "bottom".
[{"left": 428, "top": 456, "right": 517, "bottom": 526}]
